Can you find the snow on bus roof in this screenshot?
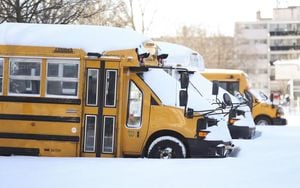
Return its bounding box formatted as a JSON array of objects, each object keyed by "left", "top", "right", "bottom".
[
  {"left": 156, "top": 41, "right": 205, "bottom": 71},
  {"left": 0, "top": 22, "right": 150, "bottom": 53}
]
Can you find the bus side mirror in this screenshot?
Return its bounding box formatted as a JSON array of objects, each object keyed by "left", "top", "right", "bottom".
[
  {"left": 223, "top": 93, "right": 232, "bottom": 106},
  {"left": 180, "top": 72, "right": 189, "bottom": 89},
  {"left": 212, "top": 81, "right": 219, "bottom": 96},
  {"left": 244, "top": 90, "right": 252, "bottom": 102},
  {"left": 244, "top": 90, "right": 253, "bottom": 110},
  {"left": 157, "top": 53, "right": 168, "bottom": 66},
  {"left": 179, "top": 90, "right": 188, "bottom": 107},
  {"left": 270, "top": 93, "right": 274, "bottom": 102}
]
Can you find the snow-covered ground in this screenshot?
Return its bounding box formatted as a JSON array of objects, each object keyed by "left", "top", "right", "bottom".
[{"left": 1, "top": 114, "right": 299, "bottom": 188}]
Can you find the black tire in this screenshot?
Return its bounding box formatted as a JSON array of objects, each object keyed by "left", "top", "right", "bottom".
[
  {"left": 147, "top": 136, "right": 186, "bottom": 159},
  {"left": 255, "top": 116, "right": 272, "bottom": 125}
]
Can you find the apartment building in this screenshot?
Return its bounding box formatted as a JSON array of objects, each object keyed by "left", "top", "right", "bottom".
[{"left": 234, "top": 6, "right": 300, "bottom": 95}]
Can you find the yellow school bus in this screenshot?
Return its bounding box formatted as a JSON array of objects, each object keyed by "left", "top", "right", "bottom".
[
  {"left": 201, "top": 69, "right": 287, "bottom": 125},
  {"left": 0, "top": 23, "right": 233, "bottom": 158}
]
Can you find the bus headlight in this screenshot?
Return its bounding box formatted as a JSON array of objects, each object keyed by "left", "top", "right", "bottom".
[
  {"left": 229, "top": 118, "right": 239, "bottom": 125},
  {"left": 198, "top": 131, "right": 210, "bottom": 138}
]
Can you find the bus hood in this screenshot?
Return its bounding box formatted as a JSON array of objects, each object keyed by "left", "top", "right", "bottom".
[
  {"left": 142, "top": 69, "right": 215, "bottom": 112},
  {"left": 233, "top": 105, "right": 255, "bottom": 128}
]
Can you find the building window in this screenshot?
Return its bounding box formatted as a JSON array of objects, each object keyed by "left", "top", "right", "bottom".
[
  {"left": 86, "top": 69, "right": 99, "bottom": 106},
  {"left": 105, "top": 70, "right": 117, "bottom": 107},
  {"left": 84, "top": 115, "right": 97, "bottom": 152},
  {"left": 9, "top": 58, "right": 41, "bottom": 96},
  {"left": 127, "top": 81, "right": 143, "bottom": 128},
  {"left": 253, "top": 39, "right": 267, "bottom": 44},
  {"left": 46, "top": 59, "right": 79, "bottom": 98},
  {"left": 242, "top": 23, "right": 267, "bottom": 30},
  {"left": 0, "top": 58, "right": 3, "bottom": 94},
  {"left": 102, "top": 116, "right": 115, "bottom": 153}
]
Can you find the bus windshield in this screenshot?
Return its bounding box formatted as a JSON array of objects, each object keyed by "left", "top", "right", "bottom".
[
  {"left": 249, "top": 88, "right": 270, "bottom": 103},
  {"left": 189, "top": 73, "right": 240, "bottom": 104}
]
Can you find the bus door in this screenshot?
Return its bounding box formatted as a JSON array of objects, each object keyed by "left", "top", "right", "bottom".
[
  {"left": 122, "top": 73, "right": 151, "bottom": 156},
  {"left": 82, "top": 59, "right": 119, "bottom": 157}
]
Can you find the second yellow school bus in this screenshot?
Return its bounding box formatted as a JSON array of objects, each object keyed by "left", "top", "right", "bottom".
[{"left": 201, "top": 69, "right": 287, "bottom": 125}]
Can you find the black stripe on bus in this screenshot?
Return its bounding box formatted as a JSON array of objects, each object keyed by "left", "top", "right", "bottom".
[
  {"left": 0, "top": 147, "right": 40, "bottom": 156},
  {"left": 0, "top": 114, "right": 80, "bottom": 123},
  {"left": 0, "top": 96, "right": 81, "bottom": 105},
  {"left": 0, "top": 133, "right": 79, "bottom": 142}
]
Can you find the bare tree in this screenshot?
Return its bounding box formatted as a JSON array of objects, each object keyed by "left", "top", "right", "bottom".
[
  {"left": 0, "top": 0, "right": 116, "bottom": 24},
  {"left": 157, "top": 25, "right": 234, "bottom": 69},
  {"left": 208, "top": 33, "right": 234, "bottom": 68},
  {"left": 126, "top": 0, "right": 157, "bottom": 33},
  {"left": 78, "top": 0, "right": 130, "bottom": 27}
]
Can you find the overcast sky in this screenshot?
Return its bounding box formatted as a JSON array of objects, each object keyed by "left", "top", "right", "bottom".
[{"left": 133, "top": 0, "right": 300, "bottom": 37}]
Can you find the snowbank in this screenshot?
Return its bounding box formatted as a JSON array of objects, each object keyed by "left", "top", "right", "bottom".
[{"left": 1, "top": 126, "right": 300, "bottom": 188}]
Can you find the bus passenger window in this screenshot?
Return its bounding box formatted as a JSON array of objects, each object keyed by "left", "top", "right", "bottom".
[
  {"left": 86, "top": 69, "right": 98, "bottom": 106},
  {"left": 46, "top": 59, "right": 79, "bottom": 98},
  {"left": 84, "top": 115, "right": 97, "bottom": 152},
  {"left": 105, "top": 70, "right": 117, "bottom": 107},
  {"left": 0, "top": 59, "right": 3, "bottom": 94},
  {"left": 219, "top": 81, "right": 239, "bottom": 95},
  {"left": 9, "top": 58, "right": 41, "bottom": 95},
  {"left": 127, "top": 81, "right": 142, "bottom": 128},
  {"left": 103, "top": 116, "right": 115, "bottom": 153}
]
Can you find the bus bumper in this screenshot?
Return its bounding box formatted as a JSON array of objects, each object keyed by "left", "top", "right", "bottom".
[
  {"left": 187, "top": 139, "right": 234, "bottom": 158},
  {"left": 229, "top": 125, "right": 256, "bottom": 139},
  {"left": 272, "top": 117, "right": 287, "bottom": 125}
]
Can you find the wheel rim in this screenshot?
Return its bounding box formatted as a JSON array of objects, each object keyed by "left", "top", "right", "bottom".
[
  {"left": 147, "top": 136, "right": 187, "bottom": 158},
  {"left": 159, "top": 147, "right": 173, "bottom": 159},
  {"left": 257, "top": 119, "right": 269, "bottom": 125}
]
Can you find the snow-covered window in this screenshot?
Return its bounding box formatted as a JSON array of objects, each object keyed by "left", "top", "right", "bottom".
[
  {"left": 9, "top": 58, "right": 41, "bottom": 96},
  {"left": 0, "top": 58, "right": 3, "bottom": 94},
  {"left": 46, "top": 59, "right": 79, "bottom": 98},
  {"left": 84, "top": 115, "right": 97, "bottom": 152},
  {"left": 105, "top": 70, "right": 117, "bottom": 107},
  {"left": 127, "top": 81, "right": 143, "bottom": 128},
  {"left": 102, "top": 116, "right": 115, "bottom": 153},
  {"left": 86, "top": 69, "right": 99, "bottom": 106}
]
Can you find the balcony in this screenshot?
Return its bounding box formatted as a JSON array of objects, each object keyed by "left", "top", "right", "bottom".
[
  {"left": 270, "top": 30, "right": 300, "bottom": 36},
  {"left": 270, "top": 45, "right": 300, "bottom": 51}
]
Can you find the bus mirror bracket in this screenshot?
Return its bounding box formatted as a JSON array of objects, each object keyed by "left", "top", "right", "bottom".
[{"left": 186, "top": 108, "right": 194, "bottom": 118}]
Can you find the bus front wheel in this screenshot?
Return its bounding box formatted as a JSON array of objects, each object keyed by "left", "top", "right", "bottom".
[
  {"left": 147, "top": 136, "right": 187, "bottom": 159},
  {"left": 255, "top": 116, "right": 272, "bottom": 125}
]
